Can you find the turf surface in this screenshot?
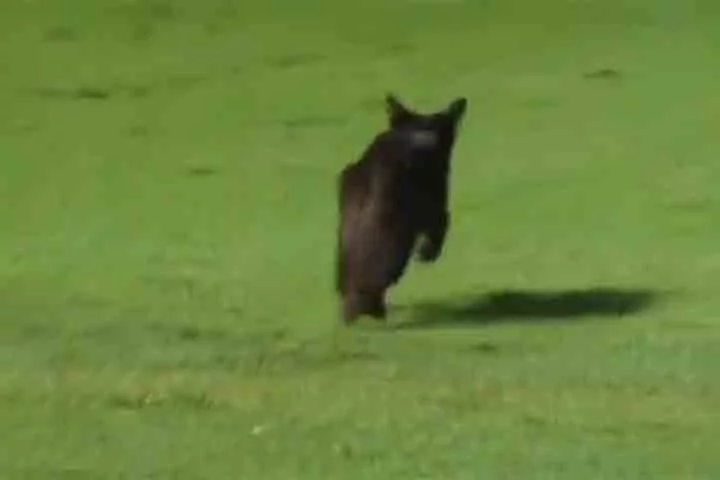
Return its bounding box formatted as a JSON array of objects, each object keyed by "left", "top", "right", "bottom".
[{"left": 1, "top": 0, "right": 719, "bottom": 477}]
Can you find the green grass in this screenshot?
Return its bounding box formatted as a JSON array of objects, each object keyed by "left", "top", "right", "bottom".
[{"left": 2, "top": 0, "right": 720, "bottom": 477}]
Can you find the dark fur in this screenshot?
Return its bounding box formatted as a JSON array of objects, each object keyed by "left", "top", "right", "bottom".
[{"left": 336, "top": 94, "right": 468, "bottom": 324}]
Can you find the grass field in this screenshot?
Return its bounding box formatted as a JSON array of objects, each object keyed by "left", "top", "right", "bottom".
[{"left": 2, "top": 0, "right": 720, "bottom": 477}]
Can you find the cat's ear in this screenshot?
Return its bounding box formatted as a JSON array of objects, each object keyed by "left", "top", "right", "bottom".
[
  {"left": 445, "top": 97, "right": 468, "bottom": 123},
  {"left": 385, "top": 93, "right": 414, "bottom": 127}
]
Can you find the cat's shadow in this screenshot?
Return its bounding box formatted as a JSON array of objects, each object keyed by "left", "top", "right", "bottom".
[{"left": 394, "top": 287, "right": 665, "bottom": 330}]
